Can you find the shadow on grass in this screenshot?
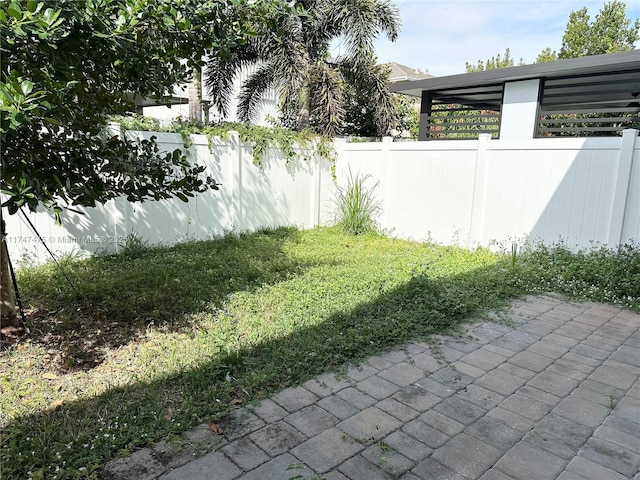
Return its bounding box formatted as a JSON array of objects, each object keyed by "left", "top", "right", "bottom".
[
  {"left": 1, "top": 252, "right": 522, "bottom": 479},
  {"left": 14, "top": 226, "right": 321, "bottom": 369}
]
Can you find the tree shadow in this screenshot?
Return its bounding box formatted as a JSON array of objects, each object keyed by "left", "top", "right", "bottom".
[
  {"left": 4, "top": 131, "right": 335, "bottom": 268},
  {"left": 15, "top": 227, "right": 333, "bottom": 370},
  {"left": 1, "top": 256, "right": 522, "bottom": 479}
]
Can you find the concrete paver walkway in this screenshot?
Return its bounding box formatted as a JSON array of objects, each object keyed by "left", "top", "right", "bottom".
[{"left": 103, "top": 295, "right": 640, "bottom": 480}]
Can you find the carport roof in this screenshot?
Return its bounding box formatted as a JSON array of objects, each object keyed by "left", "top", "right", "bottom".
[{"left": 389, "top": 50, "right": 640, "bottom": 101}]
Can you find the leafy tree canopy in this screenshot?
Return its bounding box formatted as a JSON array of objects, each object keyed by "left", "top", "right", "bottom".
[
  {"left": 558, "top": 1, "right": 639, "bottom": 59},
  {"left": 0, "top": 0, "right": 292, "bottom": 220},
  {"left": 535, "top": 47, "right": 558, "bottom": 64},
  {"left": 536, "top": 1, "right": 639, "bottom": 62},
  {"left": 465, "top": 48, "right": 524, "bottom": 72},
  {"left": 342, "top": 86, "right": 418, "bottom": 139}
]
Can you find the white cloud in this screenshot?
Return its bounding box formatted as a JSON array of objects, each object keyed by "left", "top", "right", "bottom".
[{"left": 373, "top": 0, "right": 640, "bottom": 76}]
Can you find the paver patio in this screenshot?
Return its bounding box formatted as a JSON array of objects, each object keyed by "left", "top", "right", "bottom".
[{"left": 103, "top": 295, "right": 640, "bottom": 480}]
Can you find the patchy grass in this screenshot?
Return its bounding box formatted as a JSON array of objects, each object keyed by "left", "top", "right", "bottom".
[
  {"left": 510, "top": 240, "right": 640, "bottom": 312},
  {"left": 1, "top": 227, "right": 639, "bottom": 479}
]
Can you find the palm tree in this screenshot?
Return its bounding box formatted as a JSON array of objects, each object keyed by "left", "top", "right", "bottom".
[{"left": 204, "top": 0, "right": 401, "bottom": 137}]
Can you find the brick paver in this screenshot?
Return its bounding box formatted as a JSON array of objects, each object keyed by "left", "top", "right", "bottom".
[
  {"left": 103, "top": 296, "right": 640, "bottom": 480},
  {"left": 284, "top": 405, "right": 339, "bottom": 436}
]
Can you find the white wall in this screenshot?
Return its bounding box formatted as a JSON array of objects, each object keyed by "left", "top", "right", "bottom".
[
  {"left": 143, "top": 65, "right": 279, "bottom": 126},
  {"left": 499, "top": 79, "right": 541, "bottom": 139},
  {"left": 5, "top": 129, "right": 639, "bottom": 266},
  {"left": 336, "top": 137, "right": 479, "bottom": 243},
  {"left": 3, "top": 132, "right": 334, "bottom": 265},
  {"left": 335, "top": 129, "right": 640, "bottom": 250}
]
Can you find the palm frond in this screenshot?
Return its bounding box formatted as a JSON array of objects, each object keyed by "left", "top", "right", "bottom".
[
  {"left": 266, "top": 35, "right": 310, "bottom": 112},
  {"left": 204, "top": 44, "right": 259, "bottom": 117},
  {"left": 322, "top": 0, "right": 400, "bottom": 64},
  {"left": 339, "top": 56, "right": 398, "bottom": 136},
  {"left": 367, "top": 67, "right": 399, "bottom": 135},
  {"left": 309, "top": 62, "right": 345, "bottom": 136},
  {"left": 237, "top": 64, "right": 277, "bottom": 123},
  {"left": 372, "top": 0, "right": 401, "bottom": 41},
  {"left": 203, "top": 0, "right": 400, "bottom": 135}
]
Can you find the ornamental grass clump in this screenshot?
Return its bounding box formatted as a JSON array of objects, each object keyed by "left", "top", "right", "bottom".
[{"left": 335, "top": 170, "right": 382, "bottom": 235}]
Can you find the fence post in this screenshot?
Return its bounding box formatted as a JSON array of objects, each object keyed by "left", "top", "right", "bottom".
[
  {"left": 468, "top": 133, "right": 491, "bottom": 249},
  {"left": 331, "top": 137, "right": 347, "bottom": 223},
  {"left": 107, "top": 122, "right": 124, "bottom": 252},
  {"left": 608, "top": 128, "right": 638, "bottom": 247},
  {"left": 229, "top": 131, "right": 242, "bottom": 231},
  {"left": 311, "top": 152, "right": 322, "bottom": 227},
  {"left": 381, "top": 136, "right": 393, "bottom": 230},
  {"left": 309, "top": 139, "right": 323, "bottom": 228}
]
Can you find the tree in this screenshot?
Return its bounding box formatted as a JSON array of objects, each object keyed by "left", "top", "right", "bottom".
[
  {"left": 465, "top": 48, "right": 524, "bottom": 73},
  {"left": 205, "top": 0, "right": 401, "bottom": 137},
  {"left": 0, "top": 0, "right": 292, "bottom": 326},
  {"left": 393, "top": 94, "right": 420, "bottom": 139},
  {"left": 343, "top": 85, "right": 419, "bottom": 139},
  {"left": 188, "top": 67, "right": 204, "bottom": 123},
  {"left": 535, "top": 47, "right": 558, "bottom": 63},
  {"left": 558, "top": 7, "right": 591, "bottom": 58},
  {"left": 341, "top": 64, "right": 414, "bottom": 138},
  {"left": 553, "top": 1, "right": 639, "bottom": 59}
]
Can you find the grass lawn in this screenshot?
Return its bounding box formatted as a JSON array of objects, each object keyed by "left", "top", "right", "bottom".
[{"left": 1, "top": 226, "right": 638, "bottom": 479}]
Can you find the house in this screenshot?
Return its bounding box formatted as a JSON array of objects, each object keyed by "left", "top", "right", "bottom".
[
  {"left": 141, "top": 65, "right": 278, "bottom": 126},
  {"left": 386, "top": 62, "right": 433, "bottom": 83},
  {"left": 390, "top": 50, "right": 640, "bottom": 140}
]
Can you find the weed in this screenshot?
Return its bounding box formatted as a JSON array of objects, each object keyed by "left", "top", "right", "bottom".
[
  {"left": 120, "top": 232, "right": 149, "bottom": 258},
  {"left": 334, "top": 169, "right": 382, "bottom": 235},
  {"left": 376, "top": 440, "right": 389, "bottom": 452},
  {"left": 510, "top": 241, "right": 640, "bottom": 311}
]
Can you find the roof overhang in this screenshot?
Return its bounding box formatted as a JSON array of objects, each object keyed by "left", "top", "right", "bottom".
[
  {"left": 126, "top": 93, "right": 188, "bottom": 108},
  {"left": 390, "top": 50, "right": 640, "bottom": 98}
]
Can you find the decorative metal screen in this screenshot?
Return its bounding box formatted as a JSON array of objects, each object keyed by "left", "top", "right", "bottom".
[
  {"left": 537, "top": 70, "right": 640, "bottom": 137},
  {"left": 422, "top": 84, "right": 503, "bottom": 139}
]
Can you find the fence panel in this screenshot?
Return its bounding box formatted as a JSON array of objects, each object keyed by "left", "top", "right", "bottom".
[
  {"left": 337, "top": 140, "right": 478, "bottom": 243},
  {"left": 481, "top": 137, "right": 622, "bottom": 248},
  {"left": 335, "top": 131, "right": 638, "bottom": 250},
  {"left": 5, "top": 129, "right": 639, "bottom": 267},
  {"left": 4, "top": 131, "right": 333, "bottom": 266}
]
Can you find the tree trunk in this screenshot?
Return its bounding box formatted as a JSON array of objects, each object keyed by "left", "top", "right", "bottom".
[
  {"left": 297, "top": 108, "right": 309, "bottom": 131},
  {"left": 297, "top": 87, "right": 311, "bottom": 130},
  {"left": 1, "top": 214, "right": 19, "bottom": 328},
  {"left": 188, "top": 66, "right": 202, "bottom": 123}
]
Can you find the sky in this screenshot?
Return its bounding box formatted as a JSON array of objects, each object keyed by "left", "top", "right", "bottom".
[{"left": 361, "top": 0, "right": 640, "bottom": 77}]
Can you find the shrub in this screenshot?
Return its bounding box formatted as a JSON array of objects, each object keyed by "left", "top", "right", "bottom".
[{"left": 335, "top": 170, "right": 382, "bottom": 235}]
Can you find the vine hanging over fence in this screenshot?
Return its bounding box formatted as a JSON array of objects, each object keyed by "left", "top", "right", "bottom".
[{"left": 109, "top": 116, "right": 336, "bottom": 168}]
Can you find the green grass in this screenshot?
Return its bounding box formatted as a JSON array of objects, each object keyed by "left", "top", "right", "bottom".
[
  {"left": 512, "top": 241, "right": 640, "bottom": 311},
  {"left": 1, "top": 227, "right": 639, "bottom": 479}
]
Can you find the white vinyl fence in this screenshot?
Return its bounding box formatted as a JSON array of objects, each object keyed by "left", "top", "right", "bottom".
[
  {"left": 4, "top": 128, "right": 639, "bottom": 266},
  {"left": 3, "top": 130, "right": 335, "bottom": 265},
  {"left": 335, "top": 129, "right": 640, "bottom": 250}
]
